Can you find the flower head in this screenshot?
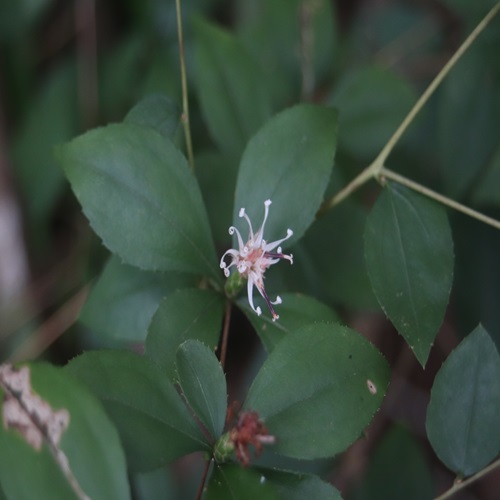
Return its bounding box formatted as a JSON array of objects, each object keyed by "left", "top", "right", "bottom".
[
  {"left": 228, "top": 409, "right": 275, "bottom": 467},
  {"left": 220, "top": 199, "right": 293, "bottom": 321}
]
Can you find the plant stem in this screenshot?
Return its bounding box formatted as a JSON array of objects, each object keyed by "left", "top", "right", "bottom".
[
  {"left": 175, "top": 0, "right": 195, "bottom": 170},
  {"left": 320, "top": 1, "right": 500, "bottom": 214},
  {"left": 219, "top": 300, "right": 232, "bottom": 369},
  {"left": 434, "top": 457, "right": 500, "bottom": 500},
  {"left": 380, "top": 168, "right": 500, "bottom": 230},
  {"left": 195, "top": 458, "right": 212, "bottom": 500},
  {"left": 375, "top": 0, "right": 500, "bottom": 169}
]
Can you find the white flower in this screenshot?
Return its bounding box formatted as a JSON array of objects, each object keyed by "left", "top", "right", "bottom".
[{"left": 220, "top": 199, "right": 293, "bottom": 321}]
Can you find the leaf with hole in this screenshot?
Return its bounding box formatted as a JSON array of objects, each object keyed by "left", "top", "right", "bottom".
[{"left": 245, "top": 323, "right": 390, "bottom": 459}]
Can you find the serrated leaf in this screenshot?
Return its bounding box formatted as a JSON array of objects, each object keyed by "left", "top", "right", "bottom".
[
  {"left": 329, "top": 65, "right": 415, "bottom": 159},
  {"left": 364, "top": 183, "right": 454, "bottom": 366},
  {"left": 426, "top": 325, "right": 500, "bottom": 476},
  {"left": 238, "top": 293, "right": 339, "bottom": 352},
  {"left": 194, "top": 17, "right": 272, "bottom": 157},
  {"left": 146, "top": 289, "right": 225, "bottom": 379},
  {"left": 245, "top": 323, "right": 390, "bottom": 459},
  {"left": 206, "top": 464, "right": 279, "bottom": 500},
  {"left": 233, "top": 104, "right": 337, "bottom": 247},
  {"left": 176, "top": 340, "right": 227, "bottom": 439},
  {"left": 257, "top": 468, "right": 342, "bottom": 500},
  {"left": 65, "top": 350, "right": 209, "bottom": 472},
  {"left": 124, "top": 93, "right": 181, "bottom": 140},
  {"left": 58, "top": 123, "right": 219, "bottom": 280},
  {"left": 81, "top": 255, "right": 195, "bottom": 342},
  {"left": 0, "top": 363, "right": 130, "bottom": 500}
]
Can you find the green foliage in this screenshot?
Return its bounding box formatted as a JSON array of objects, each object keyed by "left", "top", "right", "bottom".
[
  {"left": 234, "top": 104, "right": 337, "bottom": 246},
  {"left": 364, "top": 183, "right": 454, "bottom": 366},
  {"left": 426, "top": 325, "right": 500, "bottom": 476},
  {"left": 245, "top": 323, "right": 390, "bottom": 459},
  {"left": 58, "top": 123, "right": 219, "bottom": 279},
  {"left": 3, "top": 1, "right": 500, "bottom": 498},
  {"left": 65, "top": 351, "right": 209, "bottom": 472}
]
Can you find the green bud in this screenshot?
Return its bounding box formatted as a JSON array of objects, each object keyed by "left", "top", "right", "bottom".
[
  {"left": 224, "top": 271, "right": 244, "bottom": 299},
  {"left": 213, "top": 432, "right": 234, "bottom": 463}
]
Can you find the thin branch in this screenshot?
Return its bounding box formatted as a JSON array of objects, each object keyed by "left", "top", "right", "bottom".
[
  {"left": 380, "top": 168, "right": 500, "bottom": 231},
  {"left": 219, "top": 300, "right": 232, "bottom": 370},
  {"left": 175, "top": 0, "right": 195, "bottom": 170},
  {"left": 320, "top": 2, "right": 500, "bottom": 215},
  {"left": 75, "top": 0, "right": 98, "bottom": 129},
  {"left": 375, "top": 1, "right": 500, "bottom": 169},
  {"left": 9, "top": 286, "right": 89, "bottom": 363},
  {"left": 195, "top": 458, "right": 212, "bottom": 500},
  {"left": 434, "top": 457, "right": 500, "bottom": 500}
]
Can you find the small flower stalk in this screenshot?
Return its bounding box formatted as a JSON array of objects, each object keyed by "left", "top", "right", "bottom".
[{"left": 220, "top": 200, "right": 293, "bottom": 321}]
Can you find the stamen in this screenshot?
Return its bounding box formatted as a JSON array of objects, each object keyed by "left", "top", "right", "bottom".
[{"left": 239, "top": 207, "right": 255, "bottom": 242}]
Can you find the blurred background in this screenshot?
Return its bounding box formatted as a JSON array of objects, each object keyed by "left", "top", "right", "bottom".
[{"left": 1, "top": 0, "right": 499, "bottom": 498}]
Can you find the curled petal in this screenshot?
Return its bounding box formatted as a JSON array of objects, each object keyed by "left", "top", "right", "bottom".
[
  {"left": 264, "top": 228, "right": 293, "bottom": 252},
  {"left": 239, "top": 207, "right": 255, "bottom": 243},
  {"left": 247, "top": 277, "right": 261, "bottom": 316},
  {"left": 229, "top": 226, "right": 247, "bottom": 255},
  {"left": 254, "top": 200, "right": 272, "bottom": 248}
]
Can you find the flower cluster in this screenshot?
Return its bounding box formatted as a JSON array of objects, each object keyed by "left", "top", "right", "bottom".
[
  {"left": 228, "top": 409, "right": 275, "bottom": 467},
  {"left": 220, "top": 200, "right": 293, "bottom": 321}
]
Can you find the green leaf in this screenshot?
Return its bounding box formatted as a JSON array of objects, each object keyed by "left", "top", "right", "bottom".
[
  {"left": 329, "top": 65, "right": 415, "bottom": 159},
  {"left": 233, "top": 104, "right": 337, "bottom": 247},
  {"left": 65, "top": 350, "right": 208, "bottom": 472},
  {"left": 426, "top": 325, "right": 500, "bottom": 476},
  {"left": 124, "top": 93, "right": 181, "bottom": 140},
  {"left": 238, "top": 293, "right": 339, "bottom": 352},
  {"left": 58, "top": 122, "right": 219, "bottom": 280},
  {"left": 245, "top": 323, "right": 390, "bottom": 459},
  {"left": 257, "top": 468, "right": 342, "bottom": 500},
  {"left": 0, "top": 362, "right": 130, "bottom": 500},
  {"left": 146, "top": 289, "right": 225, "bottom": 379},
  {"left": 301, "top": 199, "right": 376, "bottom": 309},
  {"left": 176, "top": 340, "right": 227, "bottom": 439},
  {"left": 364, "top": 183, "right": 454, "bottom": 366},
  {"left": 353, "top": 425, "right": 433, "bottom": 500},
  {"left": 206, "top": 464, "right": 279, "bottom": 500},
  {"left": 81, "top": 255, "right": 195, "bottom": 342},
  {"left": 194, "top": 17, "right": 272, "bottom": 158}
]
